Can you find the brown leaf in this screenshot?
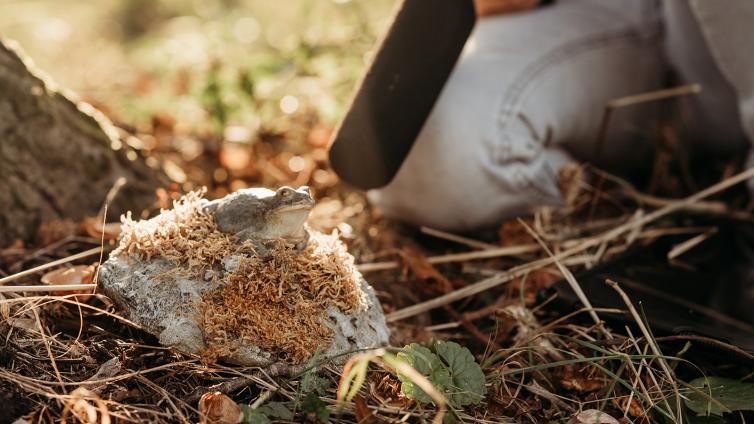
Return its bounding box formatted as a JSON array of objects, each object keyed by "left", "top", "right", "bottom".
[
  {"left": 81, "top": 217, "right": 121, "bottom": 241},
  {"left": 41, "top": 264, "right": 96, "bottom": 301},
  {"left": 81, "top": 357, "right": 121, "bottom": 393},
  {"left": 513, "top": 267, "right": 561, "bottom": 304},
  {"left": 557, "top": 162, "right": 585, "bottom": 207},
  {"left": 0, "top": 239, "right": 25, "bottom": 261},
  {"left": 557, "top": 365, "right": 605, "bottom": 393},
  {"left": 219, "top": 142, "right": 252, "bottom": 172},
  {"left": 399, "top": 245, "right": 453, "bottom": 295},
  {"left": 354, "top": 394, "right": 376, "bottom": 424},
  {"left": 498, "top": 219, "right": 535, "bottom": 247},
  {"left": 307, "top": 124, "right": 333, "bottom": 148},
  {"left": 569, "top": 409, "right": 619, "bottom": 424},
  {"left": 36, "top": 219, "right": 77, "bottom": 246},
  {"left": 611, "top": 396, "right": 645, "bottom": 418},
  {"left": 198, "top": 392, "right": 243, "bottom": 424},
  {"left": 367, "top": 373, "right": 410, "bottom": 409}
]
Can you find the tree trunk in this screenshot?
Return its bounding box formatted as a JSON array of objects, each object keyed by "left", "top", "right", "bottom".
[{"left": 0, "top": 38, "right": 164, "bottom": 247}]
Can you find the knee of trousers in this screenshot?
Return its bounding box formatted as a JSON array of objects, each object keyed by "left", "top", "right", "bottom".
[{"left": 367, "top": 119, "right": 573, "bottom": 232}]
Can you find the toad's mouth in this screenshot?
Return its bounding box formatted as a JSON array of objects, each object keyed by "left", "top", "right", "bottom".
[{"left": 275, "top": 203, "right": 314, "bottom": 213}]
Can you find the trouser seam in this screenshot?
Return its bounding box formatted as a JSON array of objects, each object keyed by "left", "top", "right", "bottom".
[{"left": 496, "top": 26, "right": 662, "bottom": 134}]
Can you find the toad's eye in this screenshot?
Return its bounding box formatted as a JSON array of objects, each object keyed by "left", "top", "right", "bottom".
[{"left": 279, "top": 188, "right": 291, "bottom": 197}]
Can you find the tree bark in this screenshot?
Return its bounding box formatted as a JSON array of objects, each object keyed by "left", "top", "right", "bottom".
[{"left": 0, "top": 38, "right": 164, "bottom": 247}]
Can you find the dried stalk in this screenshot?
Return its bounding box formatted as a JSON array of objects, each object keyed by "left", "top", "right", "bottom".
[{"left": 0, "top": 247, "right": 102, "bottom": 285}]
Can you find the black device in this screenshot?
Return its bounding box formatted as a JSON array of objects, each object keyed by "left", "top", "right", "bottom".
[{"left": 328, "top": 0, "right": 477, "bottom": 190}]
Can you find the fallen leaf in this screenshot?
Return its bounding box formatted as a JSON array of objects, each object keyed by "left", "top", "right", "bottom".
[
  {"left": 399, "top": 245, "right": 453, "bottom": 295},
  {"left": 611, "top": 395, "right": 645, "bottom": 418},
  {"left": 81, "top": 217, "right": 121, "bottom": 241},
  {"left": 198, "top": 392, "right": 243, "bottom": 424},
  {"left": 353, "top": 394, "right": 375, "bottom": 423},
  {"left": 557, "top": 162, "right": 584, "bottom": 207},
  {"left": 569, "top": 409, "right": 619, "bottom": 424},
  {"left": 81, "top": 357, "right": 121, "bottom": 393},
  {"left": 685, "top": 376, "right": 754, "bottom": 416},
  {"left": 0, "top": 239, "right": 25, "bottom": 262},
  {"left": 61, "top": 387, "right": 111, "bottom": 424},
  {"left": 498, "top": 219, "right": 535, "bottom": 247},
  {"left": 36, "top": 219, "right": 77, "bottom": 246},
  {"left": 367, "top": 373, "right": 410, "bottom": 409},
  {"left": 307, "top": 124, "right": 333, "bottom": 148},
  {"left": 41, "top": 264, "right": 96, "bottom": 301},
  {"left": 558, "top": 365, "right": 605, "bottom": 393},
  {"left": 219, "top": 142, "right": 252, "bottom": 171}
]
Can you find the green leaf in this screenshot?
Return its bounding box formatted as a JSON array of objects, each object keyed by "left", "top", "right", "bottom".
[
  {"left": 396, "top": 341, "right": 486, "bottom": 407},
  {"left": 300, "top": 348, "right": 330, "bottom": 395},
  {"left": 685, "top": 376, "right": 754, "bottom": 416},
  {"left": 434, "top": 341, "right": 487, "bottom": 406},
  {"left": 241, "top": 406, "right": 271, "bottom": 424},
  {"left": 300, "top": 392, "right": 329, "bottom": 423},
  {"left": 256, "top": 402, "right": 295, "bottom": 420},
  {"left": 396, "top": 343, "right": 450, "bottom": 404},
  {"left": 241, "top": 401, "right": 294, "bottom": 423}
]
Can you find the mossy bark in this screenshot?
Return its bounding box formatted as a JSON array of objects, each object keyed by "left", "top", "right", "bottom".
[{"left": 0, "top": 39, "right": 164, "bottom": 247}]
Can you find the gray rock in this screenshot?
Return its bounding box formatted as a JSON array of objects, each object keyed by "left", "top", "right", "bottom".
[{"left": 98, "top": 239, "right": 390, "bottom": 369}]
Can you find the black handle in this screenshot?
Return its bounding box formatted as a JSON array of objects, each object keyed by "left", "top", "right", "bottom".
[{"left": 329, "top": 0, "right": 477, "bottom": 190}]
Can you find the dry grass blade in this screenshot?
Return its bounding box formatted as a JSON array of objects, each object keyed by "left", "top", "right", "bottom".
[
  {"left": 606, "top": 279, "right": 681, "bottom": 422},
  {"left": 0, "top": 247, "right": 102, "bottom": 285},
  {"left": 518, "top": 218, "right": 604, "bottom": 329},
  {"left": 666, "top": 227, "right": 717, "bottom": 260},
  {"left": 358, "top": 244, "right": 540, "bottom": 273},
  {"left": 0, "top": 284, "right": 96, "bottom": 293},
  {"left": 420, "top": 226, "right": 498, "bottom": 250}
]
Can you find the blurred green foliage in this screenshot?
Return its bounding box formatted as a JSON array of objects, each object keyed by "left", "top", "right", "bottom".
[{"left": 0, "top": 0, "right": 395, "bottom": 133}]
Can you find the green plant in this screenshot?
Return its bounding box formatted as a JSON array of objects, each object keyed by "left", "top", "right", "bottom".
[{"left": 396, "top": 341, "right": 486, "bottom": 407}]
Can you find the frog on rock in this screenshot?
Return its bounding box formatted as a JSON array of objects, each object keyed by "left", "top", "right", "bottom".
[{"left": 203, "top": 186, "right": 314, "bottom": 255}]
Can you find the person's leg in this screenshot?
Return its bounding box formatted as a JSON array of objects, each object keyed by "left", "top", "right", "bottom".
[
  {"left": 369, "top": 0, "right": 665, "bottom": 231},
  {"left": 663, "top": 0, "right": 749, "bottom": 156}
]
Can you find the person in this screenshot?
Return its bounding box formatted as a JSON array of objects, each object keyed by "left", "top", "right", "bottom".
[{"left": 362, "top": 0, "right": 754, "bottom": 231}]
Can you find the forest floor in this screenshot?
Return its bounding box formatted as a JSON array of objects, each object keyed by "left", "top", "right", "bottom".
[{"left": 2, "top": 1, "right": 754, "bottom": 423}]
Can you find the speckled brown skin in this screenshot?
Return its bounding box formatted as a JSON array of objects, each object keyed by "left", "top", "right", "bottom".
[{"left": 204, "top": 186, "right": 314, "bottom": 256}]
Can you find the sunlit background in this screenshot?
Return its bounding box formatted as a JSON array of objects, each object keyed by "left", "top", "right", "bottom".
[{"left": 0, "top": 0, "right": 395, "bottom": 196}]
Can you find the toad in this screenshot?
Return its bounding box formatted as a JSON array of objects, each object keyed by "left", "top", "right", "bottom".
[{"left": 204, "top": 186, "right": 314, "bottom": 255}]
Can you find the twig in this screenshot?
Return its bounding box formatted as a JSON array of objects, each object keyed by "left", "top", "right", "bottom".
[
  {"left": 0, "top": 284, "right": 97, "bottom": 294},
  {"left": 654, "top": 335, "right": 754, "bottom": 362},
  {"left": 591, "top": 168, "right": 729, "bottom": 215},
  {"left": 357, "top": 244, "right": 540, "bottom": 273},
  {"left": 32, "top": 305, "right": 66, "bottom": 393},
  {"left": 666, "top": 228, "right": 717, "bottom": 260},
  {"left": 594, "top": 84, "right": 701, "bottom": 157},
  {"left": 184, "top": 362, "right": 304, "bottom": 404},
  {"left": 250, "top": 390, "right": 273, "bottom": 409},
  {"left": 386, "top": 257, "right": 552, "bottom": 322},
  {"left": 420, "top": 226, "right": 498, "bottom": 250},
  {"left": 0, "top": 247, "right": 102, "bottom": 285}
]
